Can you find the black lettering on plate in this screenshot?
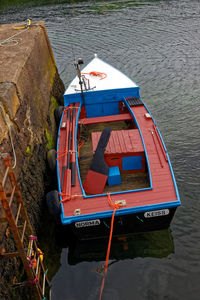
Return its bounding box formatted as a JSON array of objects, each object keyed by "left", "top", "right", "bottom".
[
  {"left": 75, "top": 219, "right": 101, "bottom": 228},
  {"left": 144, "top": 209, "right": 169, "bottom": 218}
]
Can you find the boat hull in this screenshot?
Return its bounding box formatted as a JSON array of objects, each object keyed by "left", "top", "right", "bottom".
[
  {"left": 69, "top": 207, "right": 177, "bottom": 240},
  {"left": 53, "top": 55, "right": 181, "bottom": 241}
]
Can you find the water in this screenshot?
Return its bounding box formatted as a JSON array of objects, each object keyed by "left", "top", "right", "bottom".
[{"left": 1, "top": 0, "right": 200, "bottom": 299}]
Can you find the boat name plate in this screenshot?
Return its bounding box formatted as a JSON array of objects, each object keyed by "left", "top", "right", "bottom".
[
  {"left": 144, "top": 209, "right": 169, "bottom": 218},
  {"left": 75, "top": 219, "right": 101, "bottom": 228}
]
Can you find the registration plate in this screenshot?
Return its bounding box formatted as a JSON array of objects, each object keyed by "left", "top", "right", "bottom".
[
  {"left": 75, "top": 219, "right": 101, "bottom": 228},
  {"left": 144, "top": 209, "right": 169, "bottom": 218}
]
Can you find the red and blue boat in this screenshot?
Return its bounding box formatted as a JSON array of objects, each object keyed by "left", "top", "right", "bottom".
[{"left": 48, "top": 54, "right": 180, "bottom": 240}]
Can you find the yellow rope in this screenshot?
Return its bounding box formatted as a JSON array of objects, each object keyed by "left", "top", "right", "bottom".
[
  {"left": 13, "top": 19, "right": 31, "bottom": 30},
  {"left": 0, "top": 19, "right": 31, "bottom": 47}
]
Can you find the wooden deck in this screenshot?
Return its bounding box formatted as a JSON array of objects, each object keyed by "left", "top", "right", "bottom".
[
  {"left": 58, "top": 104, "right": 178, "bottom": 220},
  {"left": 78, "top": 119, "right": 150, "bottom": 194}
]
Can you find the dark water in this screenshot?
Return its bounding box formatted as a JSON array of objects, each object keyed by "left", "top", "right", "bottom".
[{"left": 1, "top": 0, "right": 200, "bottom": 299}]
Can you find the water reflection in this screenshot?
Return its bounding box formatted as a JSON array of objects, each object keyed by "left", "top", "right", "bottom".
[
  {"left": 68, "top": 229, "right": 174, "bottom": 264},
  {"left": 50, "top": 229, "right": 174, "bottom": 300}
]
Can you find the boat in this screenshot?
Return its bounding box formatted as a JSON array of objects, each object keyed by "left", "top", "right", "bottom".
[{"left": 47, "top": 54, "right": 181, "bottom": 240}]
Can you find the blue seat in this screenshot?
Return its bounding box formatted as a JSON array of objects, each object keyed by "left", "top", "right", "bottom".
[{"left": 108, "top": 166, "right": 121, "bottom": 186}]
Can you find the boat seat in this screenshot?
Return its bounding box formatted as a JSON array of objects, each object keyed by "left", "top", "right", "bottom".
[
  {"left": 92, "top": 129, "right": 146, "bottom": 173},
  {"left": 78, "top": 113, "right": 132, "bottom": 125},
  {"left": 83, "top": 128, "right": 111, "bottom": 194}
]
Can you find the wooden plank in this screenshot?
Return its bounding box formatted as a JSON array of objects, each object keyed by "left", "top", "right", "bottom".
[
  {"left": 92, "top": 129, "right": 143, "bottom": 155},
  {"left": 79, "top": 113, "right": 132, "bottom": 125}
]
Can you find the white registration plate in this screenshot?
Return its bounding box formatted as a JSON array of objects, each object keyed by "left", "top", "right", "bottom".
[
  {"left": 144, "top": 209, "right": 169, "bottom": 218},
  {"left": 75, "top": 219, "right": 101, "bottom": 228}
]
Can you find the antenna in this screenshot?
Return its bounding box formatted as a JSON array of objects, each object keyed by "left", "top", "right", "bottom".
[
  {"left": 73, "top": 57, "right": 84, "bottom": 91},
  {"left": 73, "top": 57, "right": 85, "bottom": 101}
]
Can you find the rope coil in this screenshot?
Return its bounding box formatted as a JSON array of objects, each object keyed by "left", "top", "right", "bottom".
[
  {"left": 81, "top": 71, "right": 107, "bottom": 80},
  {"left": 0, "top": 19, "right": 31, "bottom": 47}
]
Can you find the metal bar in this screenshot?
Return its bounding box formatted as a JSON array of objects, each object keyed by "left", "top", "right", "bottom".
[
  {"left": 27, "top": 239, "right": 33, "bottom": 259},
  {"left": 21, "top": 221, "right": 27, "bottom": 242},
  {"left": 67, "top": 107, "right": 73, "bottom": 168},
  {"left": 9, "top": 185, "right": 16, "bottom": 207},
  {"left": 1, "top": 156, "right": 50, "bottom": 300},
  {"left": 33, "top": 239, "right": 51, "bottom": 288},
  {"left": 38, "top": 257, "right": 51, "bottom": 286},
  {"left": 8, "top": 169, "right": 33, "bottom": 236},
  {"left": 153, "top": 124, "right": 168, "bottom": 162},
  {"left": 15, "top": 203, "right": 21, "bottom": 226},
  {"left": 42, "top": 273, "right": 46, "bottom": 296},
  {"left": 1, "top": 251, "right": 19, "bottom": 258},
  {"left": 0, "top": 217, "right": 7, "bottom": 223},
  {"left": 49, "top": 288, "right": 52, "bottom": 300},
  {"left": 71, "top": 104, "right": 77, "bottom": 186},
  {"left": 17, "top": 225, "right": 24, "bottom": 229},
  {"left": 35, "top": 256, "right": 40, "bottom": 276},
  {"left": 1, "top": 189, "right": 34, "bottom": 274},
  {"left": 2, "top": 166, "right": 9, "bottom": 187},
  {"left": 61, "top": 108, "right": 70, "bottom": 189},
  {"left": 151, "top": 130, "right": 164, "bottom": 168}
]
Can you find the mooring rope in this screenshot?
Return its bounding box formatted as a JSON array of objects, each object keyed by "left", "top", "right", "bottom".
[
  {"left": 0, "top": 20, "right": 31, "bottom": 47},
  {"left": 99, "top": 193, "right": 121, "bottom": 300}
]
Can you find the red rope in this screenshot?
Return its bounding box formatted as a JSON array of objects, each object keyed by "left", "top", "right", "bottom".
[
  {"left": 59, "top": 192, "right": 83, "bottom": 204},
  {"left": 99, "top": 194, "right": 120, "bottom": 300},
  {"left": 25, "top": 260, "right": 34, "bottom": 269},
  {"left": 63, "top": 106, "right": 79, "bottom": 112},
  {"left": 29, "top": 236, "right": 37, "bottom": 241},
  {"left": 29, "top": 276, "right": 39, "bottom": 285},
  {"left": 56, "top": 149, "right": 76, "bottom": 160},
  {"left": 81, "top": 71, "right": 107, "bottom": 80},
  {"left": 63, "top": 106, "right": 71, "bottom": 112},
  {"left": 77, "top": 141, "right": 84, "bottom": 157}
]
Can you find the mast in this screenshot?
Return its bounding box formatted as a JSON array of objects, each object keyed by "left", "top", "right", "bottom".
[{"left": 73, "top": 57, "right": 85, "bottom": 102}]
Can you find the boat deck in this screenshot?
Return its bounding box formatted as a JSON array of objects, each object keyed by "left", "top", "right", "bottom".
[
  {"left": 79, "top": 120, "right": 149, "bottom": 194},
  {"left": 59, "top": 103, "right": 178, "bottom": 222}
]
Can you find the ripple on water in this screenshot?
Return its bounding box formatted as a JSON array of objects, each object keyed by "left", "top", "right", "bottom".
[{"left": 1, "top": 1, "right": 200, "bottom": 299}]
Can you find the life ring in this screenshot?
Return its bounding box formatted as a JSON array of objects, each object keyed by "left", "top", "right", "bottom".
[
  {"left": 54, "top": 105, "right": 64, "bottom": 126},
  {"left": 46, "top": 190, "right": 61, "bottom": 221},
  {"left": 31, "top": 248, "right": 43, "bottom": 269},
  {"left": 81, "top": 71, "right": 107, "bottom": 80},
  {"left": 47, "top": 149, "right": 56, "bottom": 173}
]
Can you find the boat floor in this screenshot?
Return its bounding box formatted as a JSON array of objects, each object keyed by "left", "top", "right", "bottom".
[
  {"left": 78, "top": 120, "right": 150, "bottom": 194},
  {"left": 59, "top": 104, "right": 179, "bottom": 221}
]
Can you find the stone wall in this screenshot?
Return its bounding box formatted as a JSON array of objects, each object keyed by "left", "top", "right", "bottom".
[{"left": 0, "top": 21, "right": 65, "bottom": 299}]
